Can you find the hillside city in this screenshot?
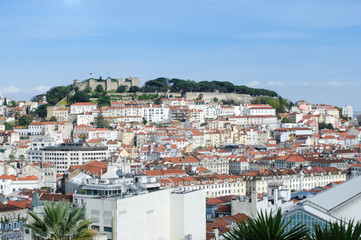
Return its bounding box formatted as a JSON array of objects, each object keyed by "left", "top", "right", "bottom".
[{"left": 1, "top": 77, "right": 361, "bottom": 240}]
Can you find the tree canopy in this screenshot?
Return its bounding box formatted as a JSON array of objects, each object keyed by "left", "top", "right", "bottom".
[
  {"left": 36, "top": 104, "right": 48, "bottom": 118},
  {"left": 95, "top": 84, "right": 104, "bottom": 93},
  {"left": 281, "top": 117, "right": 293, "bottom": 123},
  {"left": 18, "top": 115, "right": 32, "bottom": 126},
  {"left": 26, "top": 201, "right": 96, "bottom": 240},
  {"left": 141, "top": 77, "right": 279, "bottom": 97},
  {"left": 45, "top": 85, "right": 73, "bottom": 106},
  {"left": 224, "top": 209, "right": 309, "bottom": 240},
  {"left": 71, "top": 91, "right": 90, "bottom": 104},
  {"left": 96, "top": 111, "right": 109, "bottom": 128},
  {"left": 116, "top": 85, "right": 126, "bottom": 93}
]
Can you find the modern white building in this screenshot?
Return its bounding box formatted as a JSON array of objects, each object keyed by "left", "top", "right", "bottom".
[
  {"left": 284, "top": 176, "right": 361, "bottom": 232},
  {"left": 27, "top": 137, "right": 57, "bottom": 163},
  {"left": 42, "top": 142, "right": 108, "bottom": 173},
  {"left": 342, "top": 105, "right": 353, "bottom": 119},
  {"left": 143, "top": 105, "right": 170, "bottom": 123},
  {"left": 73, "top": 177, "right": 206, "bottom": 240}
]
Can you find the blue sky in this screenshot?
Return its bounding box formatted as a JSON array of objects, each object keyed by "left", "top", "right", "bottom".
[{"left": 0, "top": 0, "right": 361, "bottom": 110}]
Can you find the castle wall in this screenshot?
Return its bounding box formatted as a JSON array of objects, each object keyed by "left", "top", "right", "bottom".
[
  {"left": 184, "top": 92, "right": 251, "bottom": 104},
  {"left": 73, "top": 77, "right": 141, "bottom": 92}
]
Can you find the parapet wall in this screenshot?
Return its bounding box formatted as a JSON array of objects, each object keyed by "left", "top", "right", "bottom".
[
  {"left": 73, "top": 77, "right": 141, "bottom": 92},
  {"left": 184, "top": 92, "right": 252, "bottom": 104}
]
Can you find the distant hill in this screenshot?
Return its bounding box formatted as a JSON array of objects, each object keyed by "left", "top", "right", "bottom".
[{"left": 34, "top": 77, "right": 281, "bottom": 107}]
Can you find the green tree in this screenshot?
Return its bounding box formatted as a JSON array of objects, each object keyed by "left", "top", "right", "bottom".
[
  {"left": 10, "top": 100, "right": 17, "bottom": 107},
  {"left": 71, "top": 91, "right": 90, "bottom": 103},
  {"left": 84, "top": 86, "right": 92, "bottom": 93},
  {"left": 18, "top": 115, "right": 32, "bottom": 126},
  {"left": 154, "top": 97, "right": 162, "bottom": 105},
  {"left": 95, "top": 84, "right": 104, "bottom": 93},
  {"left": 128, "top": 86, "right": 141, "bottom": 93},
  {"left": 45, "top": 85, "right": 73, "bottom": 106},
  {"left": 26, "top": 201, "right": 96, "bottom": 240},
  {"left": 96, "top": 111, "right": 109, "bottom": 128},
  {"left": 79, "top": 134, "right": 87, "bottom": 141},
  {"left": 98, "top": 92, "right": 111, "bottom": 106},
  {"left": 50, "top": 116, "right": 57, "bottom": 122},
  {"left": 4, "top": 121, "right": 15, "bottom": 130},
  {"left": 116, "top": 85, "right": 126, "bottom": 93},
  {"left": 319, "top": 122, "right": 334, "bottom": 130},
  {"left": 310, "top": 219, "right": 361, "bottom": 240},
  {"left": 36, "top": 104, "right": 48, "bottom": 118},
  {"left": 224, "top": 209, "right": 309, "bottom": 240},
  {"left": 213, "top": 97, "right": 218, "bottom": 103},
  {"left": 281, "top": 118, "right": 293, "bottom": 123}
]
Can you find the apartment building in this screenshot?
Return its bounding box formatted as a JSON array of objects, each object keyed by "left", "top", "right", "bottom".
[{"left": 42, "top": 142, "right": 108, "bottom": 173}]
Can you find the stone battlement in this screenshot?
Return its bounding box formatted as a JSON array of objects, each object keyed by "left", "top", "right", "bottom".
[{"left": 73, "top": 77, "right": 140, "bottom": 92}]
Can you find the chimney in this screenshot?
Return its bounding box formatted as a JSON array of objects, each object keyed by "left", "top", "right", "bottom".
[{"left": 213, "top": 228, "right": 219, "bottom": 239}]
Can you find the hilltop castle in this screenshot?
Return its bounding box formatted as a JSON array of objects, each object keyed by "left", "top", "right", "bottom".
[{"left": 73, "top": 77, "right": 140, "bottom": 92}]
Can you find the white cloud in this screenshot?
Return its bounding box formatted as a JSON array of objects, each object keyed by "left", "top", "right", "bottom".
[
  {"left": 267, "top": 81, "right": 284, "bottom": 86},
  {"left": 1, "top": 85, "right": 51, "bottom": 94},
  {"left": 326, "top": 81, "right": 354, "bottom": 86},
  {"left": 1, "top": 86, "right": 22, "bottom": 93},
  {"left": 247, "top": 81, "right": 261, "bottom": 87},
  {"left": 33, "top": 85, "right": 51, "bottom": 92},
  {"left": 238, "top": 31, "right": 307, "bottom": 40}
]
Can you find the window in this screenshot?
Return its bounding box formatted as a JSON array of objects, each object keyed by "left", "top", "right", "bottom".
[
  {"left": 92, "top": 225, "right": 100, "bottom": 231},
  {"left": 104, "top": 227, "right": 112, "bottom": 232}
]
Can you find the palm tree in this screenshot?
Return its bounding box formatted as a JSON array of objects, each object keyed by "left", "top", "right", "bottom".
[
  {"left": 223, "top": 209, "right": 309, "bottom": 240},
  {"left": 310, "top": 219, "right": 361, "bottom": 240},
  {"left": 26, "top": 201, "right": 96, "bottom": 240}
]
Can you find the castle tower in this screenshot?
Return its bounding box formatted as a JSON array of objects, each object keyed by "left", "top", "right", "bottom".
[
  {"left": 106, "top": 77, "right": 112, "bottom": 91},
  {"left": 72, "top": 79, "right": 80, "bottom": 89}
]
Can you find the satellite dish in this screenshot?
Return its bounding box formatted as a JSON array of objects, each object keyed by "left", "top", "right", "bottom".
[
  {"left": 116, "top": 170, "right": 123, "bottom": 177},
  {"left": 129, "top": 184, "right": 138, "bottom": 191},
  {"left": 121, "top": 183, "right": 129, "bottom": 193}
]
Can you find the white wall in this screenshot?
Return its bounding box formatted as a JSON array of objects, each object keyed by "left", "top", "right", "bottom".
[{"left": 170, "top": 190, "right": 206, "bottom": 240}]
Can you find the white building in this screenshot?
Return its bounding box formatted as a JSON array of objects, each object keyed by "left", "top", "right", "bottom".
[
  {"left": 70, "top": 102, "right": 97, "bottom": 114},
  {"left": 19, "top": 163, "right": 57, "bottom": 190},
  {"left": 143, "top": 105, "right": 170, "bottom": 123},
  {"left": 88, "top": 128, "right": 119, "bottom": 141},
  {"left": 160, "top": 174, "right": 246, "bottom": 198},
  {"left": 0, "top": 174, "right": 40, "bottom": 195},
  {"left": 27, "top": 137, "right": 57, "bottom": 163},
  {"left": 284, "top": 176, "right": 361, "bottom": 232},
  {"left": 42, "top": 142, "right": 108, "bottom": 173},
  {"left": 242, "top": 167, "right": 346, "bottom": 195},
  {"left": 242, "top": 104, "right": 276, "bottom": 116},
  {"left": 231, "top": 185, "right": 293, "bottom": 217},
  {"left": 342, "top": 105, "right": 353, "bottom": 119},
  {"left": 73, "top": 177, "right": 206, "bottom": 240},
  {"left": 229, "top": 156, "right": 250, "bottom": 175},
  {"left": 274, "top": 127, "right": 313, "bottom": 143}
]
